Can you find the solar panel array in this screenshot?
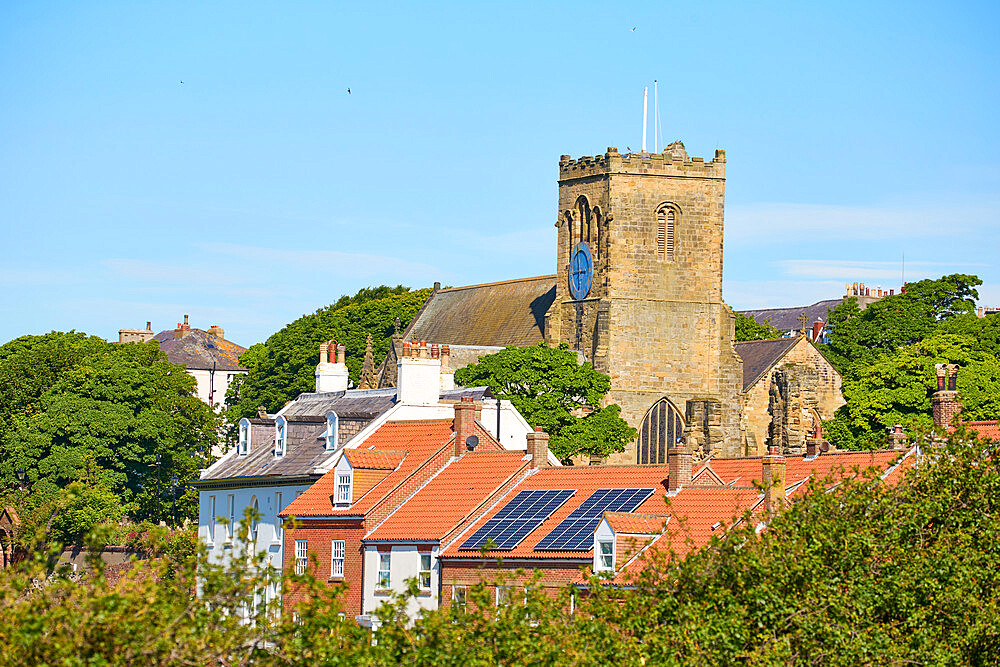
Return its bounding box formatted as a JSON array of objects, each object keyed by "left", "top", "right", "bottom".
[
  {"left": 459, "top": 489, "right": 575, "bottom": 551},
  {"left": 534, "top": 488, "right": 655, "bottom": 550}
]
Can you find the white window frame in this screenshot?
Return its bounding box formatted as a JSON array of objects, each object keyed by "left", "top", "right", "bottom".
[
  {"left": 208, "top": 495, "right": 216, "bottom": 544},
  {"left": 418, "top": 552, "right": 432, "bottom": 590},
  {"left": 250, "top": 496, "right": 259, "bottom": 544},
  {"left": 273, "top": 492, "right": 283, "bottom": 543},
  {"left": 294, "top": 540, "right": 308, "bottom": 575},
  {"left": 453, "top": 585, "right": 467, "bottom": 612},
  {"left": 336, "top": 472, "right": 352, "bottom": 504},
  {"left": 496, "top": 585, "right": 512, "bottom": 607},
  {"left": 597, "top": 539, "right": 614, "bottom": 571},
  {"left": 238, "top": 418, "right": 251, "bottom": 456},
  {"left": 325, "top": 412, "right": 339, "bottom": 450},
  {"left": 378, "top": 553, "right": 391, "bottom": 589},
  {"left": 331, "top": 540, "right": 345, "bottom": 578},
  {"left": 226, "top": 494, "right": 235, "bottom": 542},
  {"left": 274, "top": 416, "right": 287, "bottom": 458}
]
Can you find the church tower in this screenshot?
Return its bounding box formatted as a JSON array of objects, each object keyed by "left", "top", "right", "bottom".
[{"left": 545, "top": 144, "right": 743, "bottom": 463}]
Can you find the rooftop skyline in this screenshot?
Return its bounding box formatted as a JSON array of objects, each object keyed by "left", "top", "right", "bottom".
[{"left": 2, "top": 1, "right": 998, "bottom": 347}]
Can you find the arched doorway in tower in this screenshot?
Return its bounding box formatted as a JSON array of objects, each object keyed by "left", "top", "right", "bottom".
[{"left": 637, "top": 398, "right": 685, "bottom": 464}]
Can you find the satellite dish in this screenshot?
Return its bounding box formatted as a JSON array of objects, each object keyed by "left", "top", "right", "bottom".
[{"left": 465, "top": 435, "right": 479, "bottom": 451}]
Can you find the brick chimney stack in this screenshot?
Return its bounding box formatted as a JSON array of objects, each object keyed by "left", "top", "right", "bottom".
[
  {"left": 932, "top": 364, "right": 961, "bottom": 429},
  {"left": 888, "top": 424, "right": 908, "bottom": 450},
  {"left": 812, "top": 320, "right": 823, "bottom": 342},
  {"left": 668, "top": 444, "right": 692, "bottom": 493},
  {"left": 173, "top": 314, "right": 192, "bottom": 340},
  {"left": 762, "top": 446, "right": 787, "bottom": 519},
  {"left": 526, "top": 427, "right": 549, "bottom": 468},
  {"left": 453, "top": 397, "right": 477, "bottom": 457}
]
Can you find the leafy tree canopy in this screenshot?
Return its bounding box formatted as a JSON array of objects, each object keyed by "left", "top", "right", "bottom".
[
  {"left": 226, "top": 285, "right": 431, "bottom": 420},
  {"left": 453, "top": 343, "right": 636, "bottom": 462},
  {"left": 822, "top": 273, "right": 981, "bottom": 371},
  {"left": 823, "top": 333, "right": 1000, "bottom": 449},
  {"left": 733, "top": 311, "right": 781, "bottom": 342},
  {"left": 0, "top": 331, "right": 217, "bottom": 523}
]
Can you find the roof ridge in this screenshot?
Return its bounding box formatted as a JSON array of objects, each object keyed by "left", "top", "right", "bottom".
[
  {"left": 436, "top": 275, "right": 557, "bottom": 293},
  {"left": 734, "top": 336, "right": 800, "bottom": 346}
]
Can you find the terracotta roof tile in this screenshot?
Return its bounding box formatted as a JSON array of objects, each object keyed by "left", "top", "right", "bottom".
[
  {"left": 281, "top": 420, "right": 455, "bottom": 517},
  {"left": 367, "top": 451, "right": 528, "bottom": 541},
  {"left": 699, "top": 450, "right": 909, "bottom": 488},
  {"left": 603, "top": 512, "right": 668, "bottom": 535},
  {"left": 345, "top": 450, "right": 406, "bottom": 470},
  {"left": 962, "top": 421, "right": 1000, "bottom": 441}
]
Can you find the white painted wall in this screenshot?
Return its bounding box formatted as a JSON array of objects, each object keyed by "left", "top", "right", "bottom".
[
  {"left": 189, "top": 368, "right": 246, "bottom": 406},
  {"left": 198, "top": 483, "right": 310, "bottom": 574},
  {"left": 362, "top": 544, "right": 439, "bottom": 618}
]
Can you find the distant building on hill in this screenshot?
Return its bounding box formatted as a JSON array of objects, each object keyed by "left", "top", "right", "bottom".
[
  {"left": 739, "top": 282, "right": 899, "bottom": 344},
  {"left": 118, "top": 315, "right": 248, "bottom": 407}
]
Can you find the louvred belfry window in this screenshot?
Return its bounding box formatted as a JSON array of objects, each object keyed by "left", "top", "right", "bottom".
[{"left": 657, "top": 208, "right": 675, "bottom": 261}]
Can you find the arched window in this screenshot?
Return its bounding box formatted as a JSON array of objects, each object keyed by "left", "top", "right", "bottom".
[
  {"left": 576, "top": 196, "right": 590, "bottom": 245},
  {"left": 592, "top": 207, "right": 602, "bottom": 260},
  {"left": 325, "top": 412, "right": 339, "bottom": 450},
  {"left": 637, "top": 398, "right": 684, "bottom": 464},
  {"left": 656, "top": 206, "right": 676, "bottom": 261}
]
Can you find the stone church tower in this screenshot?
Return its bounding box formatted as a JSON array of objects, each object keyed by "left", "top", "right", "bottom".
[{"left": 544, "top": 144, "right": 743, "bottom": 463}]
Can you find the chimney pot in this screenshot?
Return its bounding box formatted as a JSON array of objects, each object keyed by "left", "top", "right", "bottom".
[
  {"left": 146, "top": 321, "right": 151, "bottom": 331},
  {"left": 433, "top": 281, "right": 441, "bottom": 291}
]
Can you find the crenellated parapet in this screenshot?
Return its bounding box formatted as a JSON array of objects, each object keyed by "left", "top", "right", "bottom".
[{"left": 559, "top": 144, "right": 726, "bottom": 182}]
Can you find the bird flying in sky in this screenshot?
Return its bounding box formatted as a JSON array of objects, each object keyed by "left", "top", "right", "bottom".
[{"left": 347, "top": 88, "right": 351, "bottom": 94}]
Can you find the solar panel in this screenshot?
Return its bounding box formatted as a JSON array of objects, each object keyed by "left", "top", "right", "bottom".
[
  {"left": 534, "top": 488, "right": 655, "bottom": 550},
  {"left": 459, "top": 489, "right": 574, "bottom": 551}
]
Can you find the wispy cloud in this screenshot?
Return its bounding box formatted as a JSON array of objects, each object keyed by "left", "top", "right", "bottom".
[{"left": 777, "top": 259, "right": 987, "bottom": 280}]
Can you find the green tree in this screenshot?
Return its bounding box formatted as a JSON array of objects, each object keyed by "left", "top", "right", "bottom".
[
  {"left": 823, "top": 333, "right": 1000, "bottom": 448},
  {"left": 822, "top": 273, "right": 981, "bottom": 371},
  {"left": 0, "top": 331, "right": 217, "bottom": 523},
  {"left": 49, "top": 480, "right": 127, "bottom": 545},
  {"left": 226, "top": 285, "right": 431, "bottom": 420},
  {"left": 733, "top": 311, "right": 781, "bottom": 342},
  {"left": 453, "top": 343, "right": 636, "bottom": 462}
]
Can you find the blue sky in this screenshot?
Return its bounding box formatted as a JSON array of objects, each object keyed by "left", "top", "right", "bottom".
[{"left": 2, "top": 1, "right": 998, "bottom": 347}]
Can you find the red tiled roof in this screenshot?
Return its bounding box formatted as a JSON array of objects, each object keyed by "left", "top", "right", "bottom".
[
  {"left": 444, "top": 465, "right": 673, "bottom": 559},
  {"left": 963, "top": 421, "right": 1000, "bottom": 441},
  {"left": 281, "top": 420, "right": 456, "bottom": 517},
  {"left": 700, "top": 450, "right": 909, "bottom": 488},
  {"left": 603, "top": 512, "right": 668, "bottom": 535},
  {"left": 345, "top": 450, "right": 406, "bottom": 470},
  {"left": 367, "top": 451, "right": 529, "bottom": 541}
]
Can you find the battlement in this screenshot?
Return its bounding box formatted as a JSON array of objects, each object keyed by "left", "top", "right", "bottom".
[{"left": 559, "top": 143, "right": 726, "bottom": 181}]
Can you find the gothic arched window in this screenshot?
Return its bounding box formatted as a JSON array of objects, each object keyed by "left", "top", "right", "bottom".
[
  {"left": 592, "top": 206, "right": 602, "bottom": 260},
  {"left": 637, "top": 398, "right": 684, "bottom": 464},
  {"left": 656, "top": 205, "right": 676, "bottom": 261},
  {"left": 576, "top": 196, "right": 591, "bottom": 245}
]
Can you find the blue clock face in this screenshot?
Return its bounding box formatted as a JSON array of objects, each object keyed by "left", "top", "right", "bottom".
[{"left": 568, "top": 242, "right": 593, "bottom": 300}]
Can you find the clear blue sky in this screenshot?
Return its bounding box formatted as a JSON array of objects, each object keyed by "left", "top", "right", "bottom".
[{"left": 2, "top": 1, "right": 998, "bottom": 347}]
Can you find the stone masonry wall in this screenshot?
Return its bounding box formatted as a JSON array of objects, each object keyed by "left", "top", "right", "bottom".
[
  {"left": 547, "top": 147, "right": 743, "bottom": 462},
  {"left": 742, "top": 338, "right": 845, "bottom": 455}
]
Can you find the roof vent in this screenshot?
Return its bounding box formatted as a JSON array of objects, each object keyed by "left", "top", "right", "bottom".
[{"left": 465, "top": 435, "right": 479, "bottom": 451}]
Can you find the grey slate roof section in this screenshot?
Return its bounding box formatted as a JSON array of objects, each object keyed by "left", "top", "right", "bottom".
[
  {"left": 403, "top": 276, "right": 557, "bottom": 348},
  {"left": 153, "top": 329, "right": 247, "bottom": 371},
  {"left": 734, "top": 338, "right": 800, "bottom": 392},
  {"left": 200, "top": 386, "right": 491, "bottom": 483},
  {"left": 738, "top": 299, "right": 842, "bottom": 332}
]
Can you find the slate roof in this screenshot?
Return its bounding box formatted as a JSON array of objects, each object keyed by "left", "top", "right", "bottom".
[
  {"left": 153, "top": 329, "right": 247, "bottom": 371},
  {"left": 739, "top": 299, "right": 841, "bottom": 332},
  {"left": 403, "top": 276, "right": 557, "bottom": 348},
  {"left": 281, "top": 389, "right": 397, "bottom": 419},
  {"left": 367, "top": 450, "right": 529, "bottom": 541},
  {"left": 733, "top": 337, "right": 800, "bottom": 391}
]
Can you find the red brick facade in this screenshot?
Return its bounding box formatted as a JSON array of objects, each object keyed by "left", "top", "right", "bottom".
[{"left": 283, "top": 518, "right": 366, "bottom": 616}]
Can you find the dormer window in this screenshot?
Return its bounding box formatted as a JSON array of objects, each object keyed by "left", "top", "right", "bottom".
[
  {"left": 274, "top": 416, "right": 287, "bottom": 458},
  {"left": 597, "top": 539, "right": 614, "bottom": 571},
  {"left": 336, "top": 472, "right": 352, "bottom": 504},
  {"left": 238, "top": 418, "right": 251, "bottom": 456},
  {"left": 325, "top": 412, "right": 339, "bottom": 451}
]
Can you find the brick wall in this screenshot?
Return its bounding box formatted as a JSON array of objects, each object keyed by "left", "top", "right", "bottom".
[
  {"left": 283, "top": 518, "right": 366, "bottom": 617},
  {"left": 439, "top": 559, "right": 585, "bottom": 613}
]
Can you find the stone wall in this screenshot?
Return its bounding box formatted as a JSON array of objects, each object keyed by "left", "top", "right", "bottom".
[
  {"left": 546, "top": 146, "right": 743, "bottom": 462},
  {"left": 742, "top": 338, "right": 844, "bottom": 455}
]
